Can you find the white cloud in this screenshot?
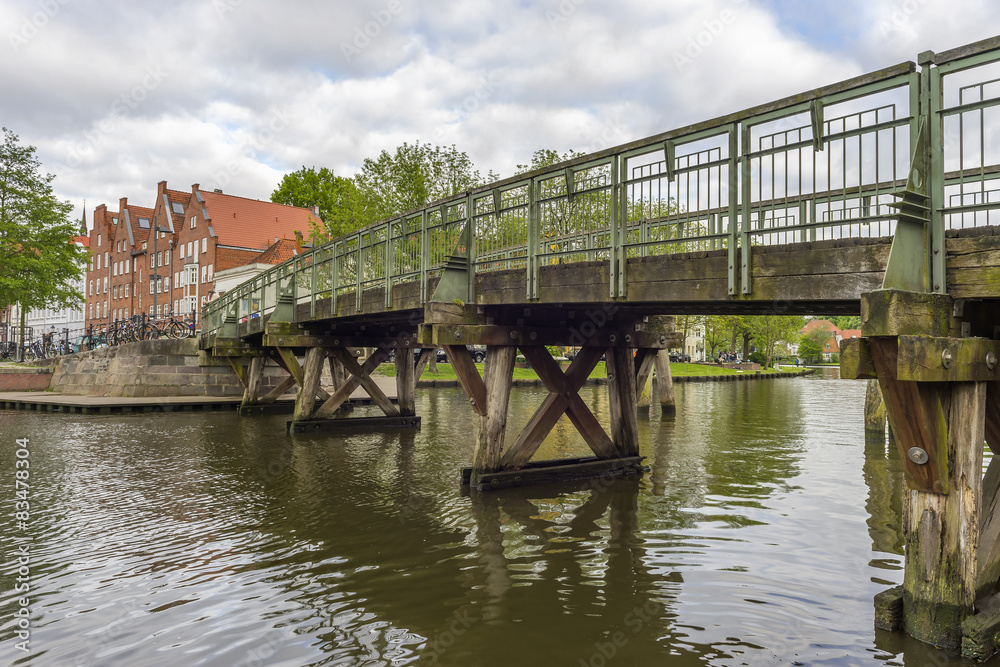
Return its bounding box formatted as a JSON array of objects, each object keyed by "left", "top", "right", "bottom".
[{"left": 0, "top": 0, "right": 995, "bottom": 223}]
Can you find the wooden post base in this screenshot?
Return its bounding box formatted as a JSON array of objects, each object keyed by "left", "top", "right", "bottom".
[
  {"left": 288, "top": 415, "right": 421, "bottom": 434},
  {"left": 461, "top": 455, "right": 648, "bottom": 491}
]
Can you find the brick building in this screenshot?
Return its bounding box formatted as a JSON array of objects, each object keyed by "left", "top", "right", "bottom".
[{"left": 85, "top": 181, "right": 317, "bottom": 330}]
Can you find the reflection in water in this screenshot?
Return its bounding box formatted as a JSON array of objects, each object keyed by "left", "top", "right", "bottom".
[{"left": 0, "top": 373, "right": 968, "bottom": 666}]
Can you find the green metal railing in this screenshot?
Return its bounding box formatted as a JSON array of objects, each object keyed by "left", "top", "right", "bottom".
[{"left": 203, "top": 38, "right": 1000, "bottom": 338}]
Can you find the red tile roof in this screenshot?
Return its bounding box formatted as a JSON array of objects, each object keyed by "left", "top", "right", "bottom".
[
  {"left": 125, "top": 204, "right": 155, "bottom": 246},
  {"left": 216, "top": 246, "right": 261, "bottom": 272},
  {"left": 252, "top": 238, "right": 302, "bottom": 265},
  {"left": 73, "top": 236, "right": 90, "bottom": 247},
  {"left": 839, "top": 329, "right": 862, "bottom": 340},
  {"left": 200, "top": 191, "right": 318, "bottom": 251}
]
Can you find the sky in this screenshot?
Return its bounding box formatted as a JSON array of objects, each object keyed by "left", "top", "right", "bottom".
[{"left": 1, "top": 0, "right": 998, "bottom": 226}]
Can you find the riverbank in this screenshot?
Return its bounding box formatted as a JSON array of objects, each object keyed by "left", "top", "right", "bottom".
[{"left": 375, "top": 361, "right": 814, "bottom": 387}]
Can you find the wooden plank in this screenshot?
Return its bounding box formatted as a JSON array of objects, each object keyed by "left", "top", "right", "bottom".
[
  {"left": 328, "top": 355, "right": 348, "bottom": 391},
  {"left": 896, "top": 336, "right": 1000, "bottom": 382},
  {"left": 869, "top": 337, "right": 949, "bottom": 494},
  {"left": 839, "top": 338, "right": 877, "bottom": 379},
  {"left": 606, "top": 347, "right": 638, "bottom": 456},
  {"left": 293, "top": 346, "right": 325, "bottom": 422},
  {"left": 331, "top": 347, "right": 399, "bottom": 417},
  {"left": 395, "top": 345, "right": 416, "bottom": 416},
  {"left": 865, "top": 378, "right": 887, "bottom": 437},
  {"left": 978, "top": 456, "right": 1000, "bottom": 600},
  {"left": 655, "top": 349, "right": 675, "bottom": 417},
  {"left": 472, "top": 346, "right": 517, "bottom": 472},
  {"left": 427, "top": 324, "right": 671, "bottom": 349},
  {"left": 260, "top": 374, "right": 297, "bottom": 404},
  {"left": 444, "top": 344, "right": 487, "bottom": 416},
  {"left": 902, "top": 381, "right": 985, "bottom": 649}
]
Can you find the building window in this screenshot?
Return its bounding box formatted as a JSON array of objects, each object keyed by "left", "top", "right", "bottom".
[
  {"left": 125, "top": 284, "right": 129, "bottom": 298},
  {"left": 89, "top": 303, "right": 93, "bottom": 319},
  {"left": 103, "top": 277, "right": 108, "bottom": 293},
  {"left": 175, "top": 271, "right": 180, "bottom": 286},
  {"left": 180, "top": 244, "right": 185, "bottom": 260},
  {"left": 190, "top": 216, "right": 197, "bottom": 229},
  {"left": 113, "top": 262, "right": 117, "bottom": 277},
  {"left": 201, "top": 266, "right": 207, "bottom": 283},
  {"left": 88, "top": 280, "right": 93, "bottom": 296},
  {"left": 95, "top": 254, "right": 100, "bottom": 270},
  {"left": 149, "top": 281, "right": 154, "bottom": 295},
  {"left": 187, "top": 241, "right": 193, "bottom": 257},
  {"left": 201, "top": 238, "right": 207, "bottom": 254},
  {"left": 163, "top": 277, "right": 170, "bottom": 291},
  {"left": 165, "top": 252, "right": 170, "bottom": 265},
  {"left": 207, "top": 264, "right": 213, "bottom": 281},
  {"left": 98, "top": 234, "right": 101, "bottom": 246}
]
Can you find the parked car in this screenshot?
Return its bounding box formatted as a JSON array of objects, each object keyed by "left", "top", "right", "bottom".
[
  {"left": 668, "top": 351, "right": 691, "bottom": 363},
  {"left": 436, "top": 345, "right": 485, "bottom": 364}
]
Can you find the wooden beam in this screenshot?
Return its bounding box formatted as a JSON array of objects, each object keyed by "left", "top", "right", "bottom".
[
  {"left": 864, "top": 378, "right": 887, "bottom": 438},
  {"left": 984, "top": 382, "right": 1000, "bottom": 455},
  {"left": 516, "top": 345, "right": 617, "bottom": 461},
  {"left": 425, "top": 324, "right": 675, "bottom": 349},
  {"left": 500, "top": 392, "right": 569, "bottom": 469},
  {"left": 635, "top": 348, "right": 657, "bottom": 408},
  {"left": 414, "top": 348, "right": 433, "bottom": 380},
  {"left": 896, "top": 336, "right": 1000, "bottom": 382},
  {"left": 861, "top": 290, "right": 953, "bottom": 338},
  {"left": 444, "top": 344, "right": 487, "bottom": 416},
  {"left": 869, "top": 337, "right": 949, "bottom": 494},
  {"left": 473, "top": 346, "right": 517, "bottom": 472},
  {"left": 978, "top": 456, "right": 1000, "bottom": 600},
  {"left": 259, "top": 374, "right": 297, "bottom": 404},
  {"left": 227, "top": 356, "right": 249, "bottom": 388},
  {"left": 840, "top": 338, "right": 877, "bottom": 379},
  {"left": 607, "top": 347, "right": 639, "bottom": 457},
  {"left": 395, "top": 346, "right": 416, "bottom": 416},
  {"left": 244, "top": 356, "right": 266, "bottom": 407},
  {"left": 274, "top": 348, "right": 304, "bottom": 386},
  {"left": 330, "top": 347, "right": 399, "bottom": 417},
  {"left": 313, "top": 348, "right": 391, "bottom": 419},
  {"left": 902, "top": 381, "right": 985, "bottom": 649},
  {"left": 293, "top": 346, "right": 326, "bottom": 422},
  {"left": 655, "top": 349, "right": 676, "bottom": 417}
]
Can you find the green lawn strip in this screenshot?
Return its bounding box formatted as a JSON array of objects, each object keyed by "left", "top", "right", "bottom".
[{"left": 376, "top": 361, "right": 801, "bottom": 381}]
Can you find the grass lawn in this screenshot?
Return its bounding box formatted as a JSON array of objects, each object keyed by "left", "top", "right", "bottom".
[{"left": 375, "top": 360, "right": 802, "bottom": 381}]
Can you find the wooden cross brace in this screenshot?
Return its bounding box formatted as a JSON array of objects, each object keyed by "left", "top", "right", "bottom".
[{"left": 448, "top": 344, "right": 635, "bottom": 475}]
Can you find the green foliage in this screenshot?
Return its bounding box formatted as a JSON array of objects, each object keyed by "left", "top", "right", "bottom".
[
  {"left": 745, "top": 315, "right": 804, "bottom": 368},
  {"left": 829, "top": 316, "right": 862, "bottom": 330},
  {"left": 748, "top": 350, "right": 766, "bottom": 365},
  {"left": 356, "top": 142, "right": 495, "bottom": 222},
  {"left": 0, "top": 127, "right": 86, "bottom": 315},
  {"left": 271, "top": 166, "right": 370, "bottom": 241},
  {"left": 798, "top": 335, "right": 824, "bottom": 363}
]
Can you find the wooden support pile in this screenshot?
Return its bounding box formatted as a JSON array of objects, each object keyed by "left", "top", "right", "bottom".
[{"left": 841, "top": 289, "right": 1000, "bottom": 658}]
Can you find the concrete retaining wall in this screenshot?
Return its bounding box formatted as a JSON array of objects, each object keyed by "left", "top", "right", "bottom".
[{"left": 47, "top": 339, "right": 288, "bottom": 398}]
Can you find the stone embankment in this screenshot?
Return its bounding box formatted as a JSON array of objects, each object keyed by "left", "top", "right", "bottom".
[{"left": 44, "top": 339, "right": 286, "bottom": 397}]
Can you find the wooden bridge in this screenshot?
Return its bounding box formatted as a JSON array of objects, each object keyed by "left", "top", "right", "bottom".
[{"left": 200, "top": 37, "right": 1000, "bottom": 656}]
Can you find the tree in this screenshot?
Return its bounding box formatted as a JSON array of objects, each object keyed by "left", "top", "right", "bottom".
[
  {"left": 0, "top": 128, "right": 86, "bottom": 353},
  {"left": 829, "top": 315, "right": 862, "bottom": 330},
  {"left": 746, "top": 315, "right": 804, "bottom": 368},
  {"left": 355, "top": 142, "right": 495, "bottom": 222},
  {"left": 704, "top": 315, "right": 732, "bottom": 359},
  {"left": 271, "top": 166, "right": 371, "bottom": 242},
  {"left": 798, "top": 334, "right": 824, "bottom": 364}
]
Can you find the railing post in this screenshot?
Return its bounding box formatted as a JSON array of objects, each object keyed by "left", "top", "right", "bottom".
[
  {"left": 467, "top": 193, "right": 476, "bottom": 303},
  {"left": 727, "top": 123, "right": 739, "bottom": 296},
  {"left": 527, "top": 177, "right": 539, "bottom": 300},
  {"left": 356, "top": 232, "right": 364, "bottom": 313},
  {"left": 310, "top": 249, "right": 318, "bottom": 319},
  {"left": 610, "top": 156, "right": 621, "bottom": 298},
  {"left": 331, "top": 242, "right": 339, "bottom": 317},
  {"left": 420, "top": 210, "right": 429, "bottom": 303},
  {"left": 925, "top": 52, "right": 946, "bottom": 293},
  {"left": 385, "top": 221, "right": 395, "bottom": 310}
]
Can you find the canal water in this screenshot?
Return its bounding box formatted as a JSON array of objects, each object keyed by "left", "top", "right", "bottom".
[{"left": 0, "top": 370, "right": 986, "bottom": 666}]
